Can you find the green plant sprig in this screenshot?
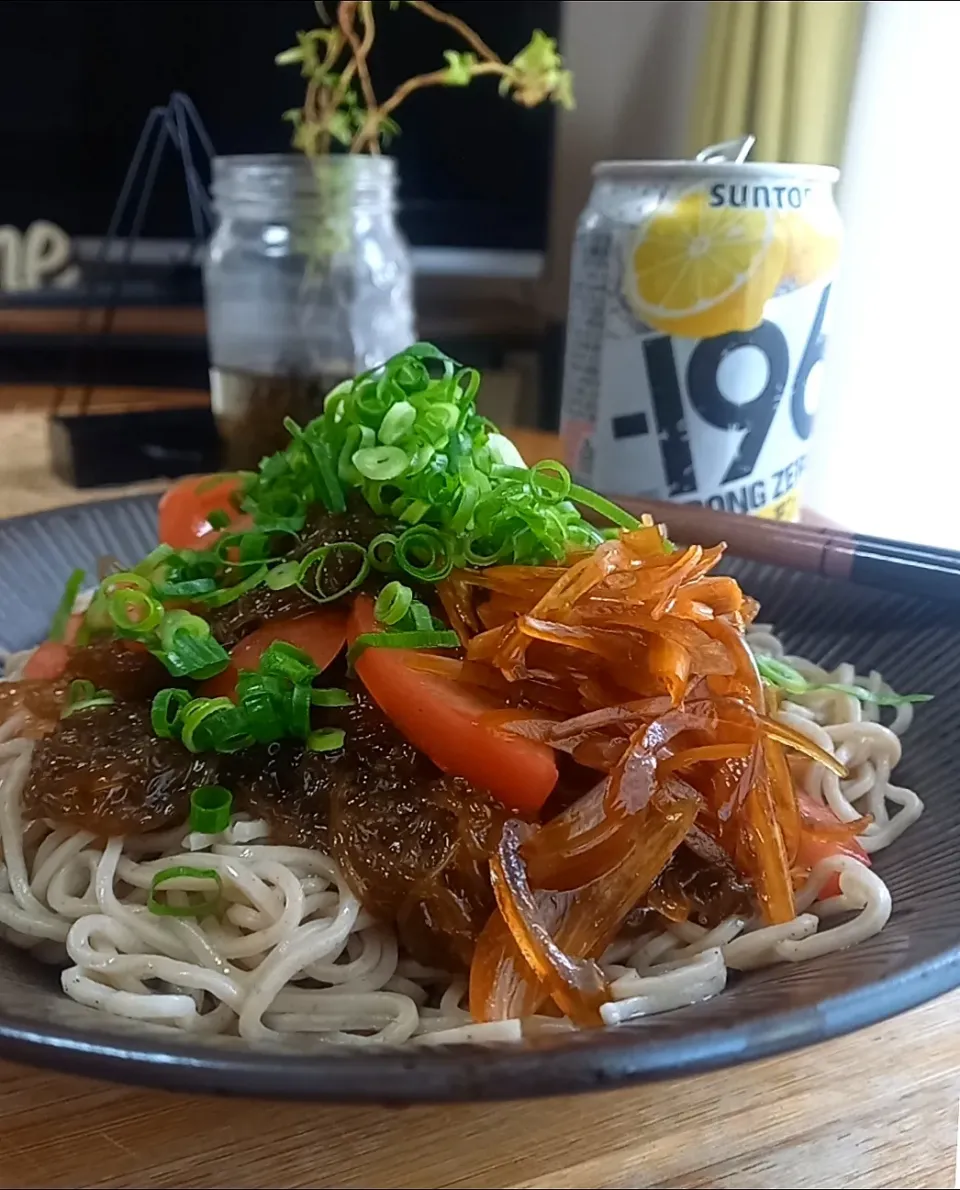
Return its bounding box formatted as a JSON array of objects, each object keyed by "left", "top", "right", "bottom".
[{"left": 277, "top": 0, "right": 573, "bottom": 157}]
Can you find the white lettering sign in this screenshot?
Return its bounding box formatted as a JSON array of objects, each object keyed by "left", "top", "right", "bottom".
[{"left": 0, "top": 221, "right": 80, "bottom": 292}]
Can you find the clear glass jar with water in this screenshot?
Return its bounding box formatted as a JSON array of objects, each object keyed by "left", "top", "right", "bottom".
[{"left": 204, "top": 154, "right": 415, "bottom": 468}]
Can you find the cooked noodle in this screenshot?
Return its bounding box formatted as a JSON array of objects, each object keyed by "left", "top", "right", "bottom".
[{"left": 0, "top": 625, "right": 920, "bottom": 1045}]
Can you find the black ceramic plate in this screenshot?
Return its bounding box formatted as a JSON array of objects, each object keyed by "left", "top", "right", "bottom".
[{"left": 1, "top": 496, "right": 959, "bottom": 1102}]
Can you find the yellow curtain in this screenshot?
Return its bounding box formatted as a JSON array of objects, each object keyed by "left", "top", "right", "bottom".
[{"left": 688, "top": 1, "right": 865, "bottom": 166}]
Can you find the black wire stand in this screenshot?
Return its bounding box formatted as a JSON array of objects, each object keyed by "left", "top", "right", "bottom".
[{"left": 53, "top": 92, "right": 216, "bottom": 416}]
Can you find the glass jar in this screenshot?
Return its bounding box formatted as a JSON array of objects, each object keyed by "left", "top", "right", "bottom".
[{"left": 204, "top": 154, "right": 415, "bottom": 468}]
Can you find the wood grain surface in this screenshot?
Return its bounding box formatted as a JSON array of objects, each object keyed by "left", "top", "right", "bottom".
[{"left": 0, "top": 404, "right": 957, "bottom": 1190}]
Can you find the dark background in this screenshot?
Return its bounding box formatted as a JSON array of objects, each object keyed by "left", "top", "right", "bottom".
[{"left": 0, "top": 0, "right": 560, "bottom": 250}]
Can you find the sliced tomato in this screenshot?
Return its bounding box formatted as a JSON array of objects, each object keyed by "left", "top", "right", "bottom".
[
  {"left": 795, "top": 790, "right": 870, "bottom": 897},
  {"left": 158, "top": 475, "right": 253, "bottom": 551},
  {"left": 199, "top": 609, "right": 347, "bottom": 701},
  {"left": 22, "top": 613, "right": 86, "bottom": 681},
  {"left": 347, "top": 595, "right": 558, "bottom": 815},
  {"left": 23, "top": 641, "right": 71, "bottom": 681}
]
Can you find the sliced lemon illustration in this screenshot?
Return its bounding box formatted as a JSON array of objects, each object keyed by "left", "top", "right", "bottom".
[
  {"left": 779, "top": 208, "right": 841, "bottom": 289},
  {"left": 625, "top": 188, "right": 786, "bottom": 339}
]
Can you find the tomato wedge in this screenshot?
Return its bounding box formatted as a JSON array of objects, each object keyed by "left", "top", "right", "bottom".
[
  {"left": 23, "top": 641, "right": 71, "bottom": 681},
  {"left": 22, "top": 613, "right": 85, "bottom": 681},
  {"left": 795, "top": 790, "right": 870, "bottom": 897},
  {"left": 348, "top": 595, "right": 558, "bottom": 815},
  {"left": 199, "top": 609, "right": 347, "bottom": 701},
  {"left": 158, "top": 475, "right": 253, "bottom": 551}
]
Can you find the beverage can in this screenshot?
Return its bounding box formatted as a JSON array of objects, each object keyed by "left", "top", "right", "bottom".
[{"left": 559, "top": 160, "right": 841, "bottom": 521}]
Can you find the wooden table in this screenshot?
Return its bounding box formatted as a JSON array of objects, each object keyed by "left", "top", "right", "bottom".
[{"left": 0, "top": 407, "right": 957, "bottom": 1190}]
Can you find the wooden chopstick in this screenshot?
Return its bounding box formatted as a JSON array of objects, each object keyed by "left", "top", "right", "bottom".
[{"left": 611, "top": 497, "right": 960, "bottom": 603}]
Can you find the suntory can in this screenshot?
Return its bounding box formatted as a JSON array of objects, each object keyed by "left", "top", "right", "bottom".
[{"left": 559, "top": 161, "right": 841, "bottom": 521}]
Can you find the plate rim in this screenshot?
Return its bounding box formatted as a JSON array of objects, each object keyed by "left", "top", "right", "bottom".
[{"left": 1, "top": 949, "right": 958, "bottom": 1101}]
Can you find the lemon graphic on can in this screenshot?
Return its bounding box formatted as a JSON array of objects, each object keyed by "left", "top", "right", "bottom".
[
  {"left": 624, "top": 188, "right": 786, "bottom": 338},
  {"left": 778, "top": 208, "right": 842, "bottom": 289}
]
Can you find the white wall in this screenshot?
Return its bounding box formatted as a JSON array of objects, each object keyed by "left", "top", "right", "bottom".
[
  {"left": 542, "top": 0, "right": 708, "bottom": 318},
  {"left": 805, "top": 0, "right": 960, "bottom": 547}
]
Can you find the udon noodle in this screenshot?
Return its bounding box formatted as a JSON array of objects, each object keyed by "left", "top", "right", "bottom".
[{"left": 0, "top": 625, "right": 917, "bottom": 1046}]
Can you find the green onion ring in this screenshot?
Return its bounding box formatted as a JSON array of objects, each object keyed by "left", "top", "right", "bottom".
[
  {"left": 296, "top": 543, "right": 370, "bottom": 604},
  {"left": 288, "top": 682, "right": 312, "bottom": 739},
  {"left": 374, "top": 581, "right": 413, "bottom": 626},
  {"left": 148, "top": 866, "right": 222, "bottom": 918},
  {"left": 353, "top": 445, "right": 409, "bottom": 482},
  {"left": 107, "top": 588, "right": 164, "bottom": 636},
  {"left": 368, "top": 533, "right": 397, "bottom": 573},
  {"left": 151, "top": 688, "right": 192, "bottom": 738},
  {"left": 179, "top": 698, "right": 237, "bottom": 752},
  {"left": 259, "top": 641, "right": 319, "bottom": 685},
  {"left": 189, "top": 786, "right": 234, "bottom": 835},
  {"left": 395, "top": 525, "right": 453, "bottom": 583},
  {"left": 530, "top": 459, "right": 572, "bottom": 503},
  {"left": 265, "top": 561, "right": 300, "bottom": 590},
  {"left": 306, "top": 727, "right": 346, "bottom": 752}
]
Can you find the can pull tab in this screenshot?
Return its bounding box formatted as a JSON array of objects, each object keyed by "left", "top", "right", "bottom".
[{"left": 695, "top": 135, "right": 756, "bottom": 164}]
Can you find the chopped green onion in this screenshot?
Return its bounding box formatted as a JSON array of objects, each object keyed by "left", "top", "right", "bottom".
[
  {"left": 158, "top": 634, "right": 230, "bottom": 681},
  {"left": 398, "top": 497, "right": 431, "bottom": 525},
  {"left": 265, "top": 561, "right": 300, "bottom": 590},
  {"left": 201, "top": 564, "right": 269, "bottom": 608},
  {"left": 755, "top": 655, "right": 933, "bottom": 707},
  {"left": 154, "top": 577, "right": 218, "bottom": 599},
  {"left": 157, "top": 610, "right": 208, "bottom": 652},
  {"left": 306, "top": 431, "right": 347, "bottom": 514},
  {"left": 310, "top": 688, "right": 354, "bottom": 707},
  {"left": 367, "top": 532, "right": 399, "bottom": 573},
  {"left": 179, "top": 697, "right": 243, "bottom": 752},
  {"left": 155, "top": 611, "right": 230, "bottom": 679},
  {"left": 349, "top": 629, "right": 460, "bottom": 664},
  {"left": 306, "top": 727, "right": 346, "bottom": 752},
  {"left": 61, "top": 678, "right": 115, "bottom": 718},
  {"left": 151, "top": 688, "right": 192, "bottom": 738},
  {"left": 568, "top": 484, "right": 641, "bottom": 530},
  {"left": 288, "top": 682, "right": 311, "bottom": 739},
  {"left": 259, "top": 641, "right": 319, "bottom": 685},
  {"left": 236, "top": 673, "right": 287, "bottom": 743},
  {"left": 296, "top": 543, "right": 370, "bottom": 604},
  {"left": 375, "top": 581, "right": 413, "bottom": 626},
  {"left": 151, "top": 637, "right": 352, "bottom": 753},
  {"left": 463, "top": 536, "right": 508, "bottom": 567},
  {"left": 48, "top": 569, "right": 85, "bottom": 642},
  {"left": 101, "top": 571, "right": 153, "bottom": 595},
  {"left": 378, "top": 401, "right": 417, "bottom": 445},
  {"left": 234, "top": 344, "right": 643, "bottom": 576},
  {"left": 189, "top": 786, "right": 233, "bottom": 834},
  {"left": 410, "top": 600, "right": 434, "bottom": 632},
  {"left": 395, "top": 525, "right": 453, "bottom": 582},
  {"left": 530, "top": 459, "right": 572, "bottom": 503},
  {"left": 67, "top": 679, "right": 95, "bottom": 703},
  {"left": 353, "top": 445, "right": 409, "bottom": 481},
  {"left": 450, "top": 481, "right": 479, "bottom": 534},
  {"left": 133, "top": 545, "right": 175, "bottom": 579},
  {"left": 107, "top": 588, "right": 164, "bottom": 636},
  {"left": 148, "top": 865, "right": 222, "bottom": 918}
]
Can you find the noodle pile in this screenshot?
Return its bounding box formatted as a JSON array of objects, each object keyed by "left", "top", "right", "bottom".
[{"left": 0, "top": 618, "right": 919, "bottom": 1045}]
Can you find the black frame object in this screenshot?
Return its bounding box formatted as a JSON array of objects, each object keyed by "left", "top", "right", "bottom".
[{"left": 1, "top": 94, "right": 222, "bottom": 486}]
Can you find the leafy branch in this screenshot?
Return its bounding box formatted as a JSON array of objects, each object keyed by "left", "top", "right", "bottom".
[{"left": 277, "top": 0, "right": 574, "bottom": 157}]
